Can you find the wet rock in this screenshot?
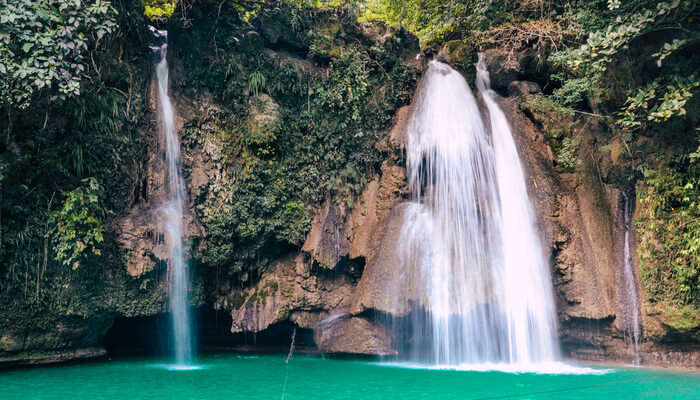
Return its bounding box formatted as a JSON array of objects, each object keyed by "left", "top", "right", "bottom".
[
  {"left": 0, "top": 316, "right": 113, "bottom": 368},
  {"left": 255, "top": 8, "right": 307, "bottom": 50},
  {"left": 317, "top": 316, "right": 396, "bottom": 356},
  {"left": 508, "top": 81, "right": 541, "bottom": 97},
  {"left": 350, "top": 205, "right": 415, "bottom": 317},
  {"left": 230, "top": 255, "right": 355, "bottom": 334},
  {"left": 228, "top": 154, "right": 408, "bottom": 353},
  {"left": 481, "top": 48, "right": 540, "bottom": 94},
  {"left": 0, "top": 332, "right": 23, "bottom": 353},
  {"left": 114, "top": 74, "right": 205, "bottom": 278},
  {"left": 302, "top": 160, "right": 407, "bottom": 272},
  {"left": 436, "top": 40, "right": 477, "bottom": 83},
  {"left": 229, "top": 100, "right": 410, "bottom": 354},
  {"left": 497, "top": 93, "right": 700, "bottom": 368}
]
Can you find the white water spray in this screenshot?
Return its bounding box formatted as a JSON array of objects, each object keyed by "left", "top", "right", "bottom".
[
  {"left": 152, "top": 28, "right": 194, "bottom": 367},
  {"left": 620, "top": 192, "right": 641, "bottom": 357},
  {"left": 397, "top": 58, "right": 558, "bottom": 367}
]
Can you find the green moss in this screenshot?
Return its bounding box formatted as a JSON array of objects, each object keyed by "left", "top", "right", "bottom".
[
  {"left": 636, "top": 167, "right": 700, "bottom": 310},
  {"left": 174, "top": 3, "right": 418, "bottom": 280},
  {"left": 662, "top": 305, "right": 700, "bottom": 333},
  {"left": 439, "top": 40, "right": 477, "bottom": 83},
  {"left": 522, "top": 94, "right": 581, "bottom": 173},
  {"left": 143, "top": 0, "right": 177, "bottom": 20}
]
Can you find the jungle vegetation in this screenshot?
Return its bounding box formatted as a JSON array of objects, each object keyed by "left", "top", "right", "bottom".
[{"left": 1, "top": 0, "right": 698, "bottom": 332}]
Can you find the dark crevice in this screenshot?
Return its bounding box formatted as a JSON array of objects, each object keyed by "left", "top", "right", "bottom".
[
  {"left": 311, "top": 254, "right": 365, "bottom": 282},
  {"left": 103, "top": 314, "right": 171, "bottom": 357},
  {"left": 203, "top": 317, "right": 317, "bottom": 353},
  {"left": 103, "top": 309, "right": 318, "bottom": 357}
]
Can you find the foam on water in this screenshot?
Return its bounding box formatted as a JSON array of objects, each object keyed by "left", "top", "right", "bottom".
[
  {"left": 149, "top": 364, "right": 207, "bottom": 371},
  {"left": 380, "top": 361, "right": 613, "bottom": 375}
]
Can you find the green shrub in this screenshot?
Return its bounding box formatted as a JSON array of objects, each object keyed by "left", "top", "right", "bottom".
[{"left": 52, "top": 178, "right": 107, "bottom": 270}]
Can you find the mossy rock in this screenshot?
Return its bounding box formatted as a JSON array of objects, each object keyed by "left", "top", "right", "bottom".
[
  {"left": 240, "top": 30, "right": 265, "bottom": 52},
  {"left": 247, "top": 94, "right": 280, "bottom": 144},
  {"left": 437, "top": 40, "right": 477, "bottom": 83},
  {"left": 0, "top": 333, "right": 23, "bottom": 352},
  {"left": 255, "top": 8, "right": 307, "bottom": 50},
  {"left": 309, "top": 22, "right": 346, "bottom": 62},
  {"left": 660, "top": 305, "right": 700, "bottom": 339}
]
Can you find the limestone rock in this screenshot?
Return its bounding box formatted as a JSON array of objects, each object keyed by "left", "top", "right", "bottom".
[
  {"left": 317, "top": 316, "right": 396, "bottom": 356},
  {"left": 350, "top": 205, "right": 415, "bottom": 317},
  {"left": 481, "top": 48, "right": 540, "bottom": 94},
  {"left": 230, "top": 255, "right": 355, "bottom": 334},
  {"left": 229, "top": 100, "right": 410, "bottom": 354}
]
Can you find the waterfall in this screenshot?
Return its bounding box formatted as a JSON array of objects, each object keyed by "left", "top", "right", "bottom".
[
  {"left": 151, "top": 27, "right": 194, "bottom": 367},
  {"left": 620, "top": 192, "right": 642, "bottom": 359},
  {"left": 397, "top": 57, "right": 558, "bottom": 367}
]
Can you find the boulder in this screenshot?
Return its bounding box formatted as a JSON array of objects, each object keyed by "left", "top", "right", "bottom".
[
  {"left": 480, "top": 47, "right": 540, "bottom": 94},
  {"left": 437, "top": 40, "right": 477, "bottom": 83},
  {"left": 508, "top": 80, "right": 541, "bottom": 97},
  {"left": 317, "top": 316, "right": 396, "bottom": 356}
]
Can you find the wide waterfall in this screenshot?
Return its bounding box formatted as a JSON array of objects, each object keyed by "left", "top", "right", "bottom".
[
  {"left": 151, "top": 27, "right": 194, "bottom": 367},
  {"left": 397, "top": 57, "right": 558, "bottom": 367}
]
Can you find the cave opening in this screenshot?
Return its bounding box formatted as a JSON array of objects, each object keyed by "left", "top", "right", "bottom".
[
  {"left": 103, "top": 314, "right": 171, "bottom": 357},
  {"left": 102, "top": 309, "right": 317, "bottom": 357},
  {"left": 200, "top": 308, "right": 317, "bottom": 353}
]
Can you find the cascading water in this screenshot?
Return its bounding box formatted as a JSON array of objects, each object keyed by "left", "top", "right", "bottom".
[
  {"left": 397, "top": 57, "right": 558, "bottom": 368},
  {"left": 620, "top": 192, "right": 642, "bottom": 359},
  {"left": 151, "top": 27, "right": 194, "bottom": 367}
]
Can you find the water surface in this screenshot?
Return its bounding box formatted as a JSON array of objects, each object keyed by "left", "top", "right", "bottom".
[{"left": 2, "top": 354, "right": 698, "bottom": 399}]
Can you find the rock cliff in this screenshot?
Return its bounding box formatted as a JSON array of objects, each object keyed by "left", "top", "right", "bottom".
[{"left": 2, "top": 2, "right": 698, "bottom": 369}]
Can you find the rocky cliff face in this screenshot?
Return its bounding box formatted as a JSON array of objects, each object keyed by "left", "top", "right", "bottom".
[
  {"left": 0, "top": 3, "right": 419, "bottom": 366},
  {"left": 475, "top": 48, "right": 700, "bottom": 368},
  {"left": 221, "top": 113, "right": 410, "bottom": 355},
  {"left": 226, "top": 42, "right": 700, "bottom": 366},
  {"left": 2, "top": 3, "right": 698, "bottom": 369}
]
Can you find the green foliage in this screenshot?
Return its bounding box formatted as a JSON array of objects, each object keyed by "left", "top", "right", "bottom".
[
  {"left": 278, "top": 201, "right": 311, "bottom": 245},
  {"left": 360, "top": 0, "right": 491, "bottom": 43},
  {"left": 637, "top": 167, "right": 699, "bottom": 308},
  {"left": 142, "top": 0, "right": 177, "bottom": 20},
  {"left": 551, "top": 78, "right": 594, "bottom": 108},
  {"left": 553, "top": 1, "right": 694, "bottom": 78},
  {"left": 523, "top": 94, "right": 580, "bottom": 172},
  {"left": 504, "top": 0, "right": 700, "bottom": 314},
  {"left": 550, "top": 0, "right": 699, "bottom": 117},
  {"left": 248, "top": 71, "right": 266, "bottom": 96},
  {"left": 0, "top": 0, "right": 150, "bottom": 326},
  {"left": 661, "top": 305, "right": 700, "bottom": 332},
  {"left": 52, "top": 178, "right": 107, "bottom": 270},
  {"left": 619, "top": 78, "right": 700, "bottom": 131},
  {"left": 174, "top": 4, "right": 417, "bottom": 277},
  {"left": 0, "top": 0, "right": 118, "bottom": 110}
]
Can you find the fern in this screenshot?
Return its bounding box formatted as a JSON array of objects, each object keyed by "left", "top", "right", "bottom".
[{"left": 248, "top": 71, "right": 266, "bottom": 96}]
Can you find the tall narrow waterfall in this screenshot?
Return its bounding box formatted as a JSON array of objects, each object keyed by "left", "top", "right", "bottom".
[
  {"left": 620, "top": 192, "right": 641, "bottom": 357},
  {"left": 398, "top": 58, "right": 558, "bottom": 367},
  {"left": 151, "top": 27, "right": 194, "bottom": 367}
]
